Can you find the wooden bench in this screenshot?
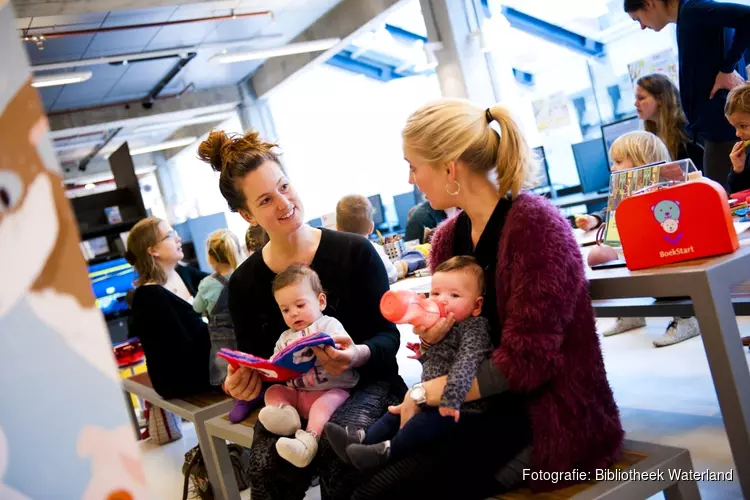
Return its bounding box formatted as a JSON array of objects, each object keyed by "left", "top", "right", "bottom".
[
  {"left": 122, "top": 372, "right": 234, "bottom": 493},
  {"left": 203, "top": 411, "right": 260, "bottom": 500},
  {"left": 497, "top": 440, "right": 700, "bottom": 500}
]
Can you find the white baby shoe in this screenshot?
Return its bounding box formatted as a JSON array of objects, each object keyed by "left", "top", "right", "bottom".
[
  {"left": 276, "top": 429, "right": 319, "bottom": 468},
  {"left": 258, "top": 404, "right": 301, "bottom": 436}
]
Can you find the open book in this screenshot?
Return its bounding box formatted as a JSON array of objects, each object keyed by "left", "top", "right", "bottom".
[{"left": 217, "top": 332, "right": 335, "bottom": 382}]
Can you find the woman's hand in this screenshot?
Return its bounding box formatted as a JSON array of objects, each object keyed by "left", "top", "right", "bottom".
[
  {"left": 388, "top": 390, "right": 421, "bottom": 429},
  {"left": 224, "top": 364, "right": 262, "bottom": 401},
  {"left": 710, "top": 71, "right": 745, "bottom": 99},
  {"left": 311, "top": 332, "right": 370, "bottom": 375},
  {"left": 575, "top": 215, "right": 599, "bottom": 231},
  {"left": 730, "top": 140, "right": 747, "bottom": 174},
  {"left": 413, "top": 313, "right": 455, "bottom": 346}
]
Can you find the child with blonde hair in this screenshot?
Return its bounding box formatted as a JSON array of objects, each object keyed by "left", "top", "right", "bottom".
[
  {"left": 194, "top": 229, "right": 256, "bottom": 421},
  {"left": 577, "top": 131, "right": 701, "bottom": 347},
  {"left": 726, "top": 83, "right": 750, "bottom": 194}
]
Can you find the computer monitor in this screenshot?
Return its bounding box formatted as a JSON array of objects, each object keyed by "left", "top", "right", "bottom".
[
  {"left": 601, "top": 115, "right": 641, "bottom": 164},
  {"left": 368, "top": 194, "right": 385, "bottom": 226},
  {"left": 572, "top": 139, "right": 610, "bottom": 194},
  {"left": 88, "top": 257, "right": 136, "bottom": 318},
  {"left": 393, "top": 191, "right": 419, "bottom": 230},
  {"left": 531, "top": 146, "right": 551, "bottom": 189}
]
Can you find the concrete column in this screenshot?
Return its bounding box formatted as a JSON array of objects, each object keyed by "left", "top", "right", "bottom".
[
  {"left": 419, "top": 0, "right": 497, "bottom": 106},
  {"left": 237, "top": 84, "right": 278, "bottom": 141}
]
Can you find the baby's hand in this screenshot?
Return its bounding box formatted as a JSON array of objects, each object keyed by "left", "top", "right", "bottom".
[
  {"left": 439, "top": 406, "right": 460, "bottom": 422},
  {"left": 405, "top": 342, "right": 422, "bottom": 359}
]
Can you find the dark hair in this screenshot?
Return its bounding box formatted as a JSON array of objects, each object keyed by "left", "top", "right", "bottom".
[
  {"left": 197, "top": 130, "right": 280, "bottom": 212},
  {"left": 636, "top": 73, "right": 689, "bottom": 160},
  {"left": 336, "top": 194, "right": 373, "bottom": 235},
  {"left": 434, "top": 255, "right": 485, "bottom": 293},
  {"left": 272, "top": 264, "right": 324, "bottom": 296},
  {"left": 245, "top": 225, "right": 269, "bottom": 253},
  {"left": 623, "top": 0, "right": 667, "bottom": 12}
]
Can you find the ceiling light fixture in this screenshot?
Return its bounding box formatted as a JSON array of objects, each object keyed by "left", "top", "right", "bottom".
[
  {"left": 210, "top": 38, "right": 341, "bottom": 64},
  {"left": 31, "top": 71, "right": 93, "bottom": 88},
  {"left": 413, "top": 42, "right": 442, "bottom": 72},
  {"left": 128, "top": 137, "right": 198, "bottom": 156}
]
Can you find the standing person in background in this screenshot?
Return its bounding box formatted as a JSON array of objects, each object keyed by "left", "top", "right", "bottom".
[
  {"left": 193, "top": 229, "right": 243, "bottom": 316},
  {"left": 194, "top": 229, "right": 247, "bottom": 401},
  {"left": 405, "top": 201, "right": 447, "bottom": 244},
  {"left": 635, "top": 73, "right": 704, "bottom": 170},
  {"left": 624, "top": 0, "right": 750, "bottom": 190},
  {"left": 336, "top": 195, "right": 398, "bottom": 284}
]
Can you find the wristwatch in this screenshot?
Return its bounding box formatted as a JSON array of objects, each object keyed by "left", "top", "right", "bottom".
[{"left": 410, "top": 382, "right": 428, "bottom": 407}]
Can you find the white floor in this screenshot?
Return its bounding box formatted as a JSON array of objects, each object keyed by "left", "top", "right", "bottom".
[{"left": 139, "top": 319, "right": 750, "bottom": 499}]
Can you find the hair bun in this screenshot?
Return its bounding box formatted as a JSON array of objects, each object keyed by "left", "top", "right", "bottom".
[
  {"left": 198, "top": 130, "right": 279, "bottom": 174},
  {"left": 198, "top": 130, "right": 230, "bottom": 173}
]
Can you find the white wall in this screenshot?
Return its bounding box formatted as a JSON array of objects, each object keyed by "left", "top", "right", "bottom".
[
  {"left": 160, "top": 113, "right": 250, "bottom": 246},
  {"left": 268, "top": 65, "right": 442, "bottom": 221}
]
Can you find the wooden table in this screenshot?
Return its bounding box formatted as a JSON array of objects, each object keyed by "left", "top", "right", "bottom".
[{"left": 586, "top": 244, "right": 750, "bottom": 497}]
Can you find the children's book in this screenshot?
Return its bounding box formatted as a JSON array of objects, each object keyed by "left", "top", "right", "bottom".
[
  {"left": 603, "top": 160, "right": 695, "bottom": 246},
  {"left": 217, "top": 332, "right": 336, "bottom": 382}
]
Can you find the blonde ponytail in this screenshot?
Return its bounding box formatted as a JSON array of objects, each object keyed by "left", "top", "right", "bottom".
[
  {"left": 403, "top": 98, "right": 535, "bottom": 199},
  {"left": 487, "top": 105, "right": 536, "bottom": 198},
  {"left": 206, "top": 229, "right": 243, "bottom": 271}
]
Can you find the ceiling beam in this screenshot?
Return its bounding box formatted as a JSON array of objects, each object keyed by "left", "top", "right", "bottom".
[
  {"left": 250, "top": 0, "right": 406, "bottom": 98},
  {"left": 12, "top": 0, "right": 224, "bottom": 18},
  {"left": 47, "top": 85, "right": 241, "bottom": 134}
]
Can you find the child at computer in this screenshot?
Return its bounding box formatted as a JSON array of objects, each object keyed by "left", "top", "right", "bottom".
[
  {"left": 257, "top": 265, "right": 359, "bottom": 468},
  {"left": 726, "top": 83, "right": 750, "bottom": 194},
  {"left": 577, "top": 131, "right": 701, "bottom": 347},
  {"left": 336, "top": 194, "right": 399, "bottom": 283},
  {"left": 324, "top": 256, "right": 492, "bottom": 472}
]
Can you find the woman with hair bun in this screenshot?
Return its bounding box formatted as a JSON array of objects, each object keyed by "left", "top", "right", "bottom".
[
  {"left": 126, "top": 216, "right": 212, "bottom": 399},
  {"left": 198, "top": 130, "right": 406, "bottom": 499}
]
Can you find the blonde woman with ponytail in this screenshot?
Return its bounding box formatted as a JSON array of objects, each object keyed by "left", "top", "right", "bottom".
[
  {"left": 357, "top": 99, "right": 623, "bottom": 498},
  {"left": 193, "top": 229, "right": 243, "bottom": 315}
]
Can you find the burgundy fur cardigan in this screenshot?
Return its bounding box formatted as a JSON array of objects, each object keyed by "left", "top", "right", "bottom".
[{"left": 430, "top": 193, "right": 624, "bottom": 492}]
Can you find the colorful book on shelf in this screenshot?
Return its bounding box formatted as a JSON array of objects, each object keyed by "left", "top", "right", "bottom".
[{"left": 217, "top": 332, "right": 336, "bottom": 382}]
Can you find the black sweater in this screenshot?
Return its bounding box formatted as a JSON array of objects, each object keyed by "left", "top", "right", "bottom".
[
  {"left": 131, "top": 285, "right": 212, "bottom": 399},
  {"left": 676, "top": 0, "right": 750, "bottom": 142},
  {"left": 228, "top": 229, "right": 404, "bottom": 389}
]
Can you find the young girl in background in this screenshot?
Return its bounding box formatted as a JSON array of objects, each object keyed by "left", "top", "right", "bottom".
[
  {"left": 194, "top": 229, "right": 253, "bottom": 420},
  {"left": 635, "top": 73, "right": 704, "bottom": 171},
  {"left": 577, "top": 131, "right": 701, "bottom": 347}
]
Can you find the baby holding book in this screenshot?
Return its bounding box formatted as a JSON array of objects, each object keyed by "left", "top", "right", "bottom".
[{"left": 257, "top": 264, "right": 359, "bottom": 467}]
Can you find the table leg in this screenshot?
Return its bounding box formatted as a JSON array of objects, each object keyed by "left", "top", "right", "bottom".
[
  {"left": 663, "top": 451, "right": 701, "bottom": 500},
  {"left": 123, "top": 390, "right": 140, "bottom": 440},
  {"left": 691, "top": 276, "right": 750, "bottom": 497},
  {"left": 207, "top": 431, "right": 241, "bottom": 500},
  {"left": 195, "top": 421, "right": 232, "bottom": 500}
]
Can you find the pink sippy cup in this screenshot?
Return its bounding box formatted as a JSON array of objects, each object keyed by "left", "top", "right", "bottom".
[{"left": 380, "top": 290, "right": 446, "bottom": 329}]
